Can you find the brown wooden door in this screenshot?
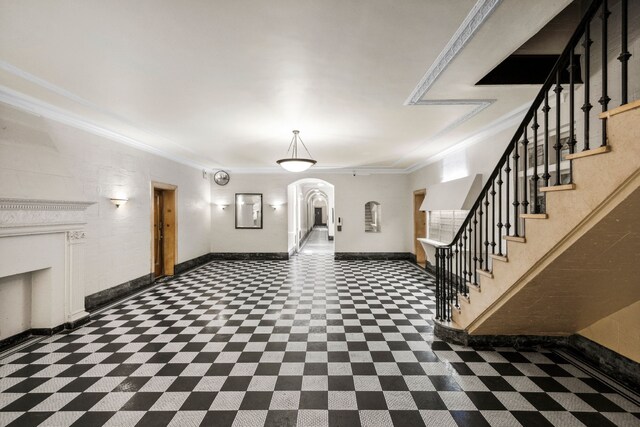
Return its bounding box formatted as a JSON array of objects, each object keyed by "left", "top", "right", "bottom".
[
  {"left": 414, "top": 190, "right": 427, "bottom": 266},
  {"left": 314, "top": 208, "right": 322, "bottom": 226},
  {"left": 154, "top": 189, "right": 164, "bottom": 276}
]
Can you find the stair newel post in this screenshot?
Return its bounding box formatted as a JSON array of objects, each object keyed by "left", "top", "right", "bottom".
[
  {"left": 473, "top": 211, "right": 478, "bottom": 285},
  {"left": 599, "top": 0, "right": 611, "bottom": 147},
  {"left": 490, "top": 181, "right": 496, "bottom": 255},
  {"left": 569, "top": 49, "right": 577, "bottom": 183},
  {"left": 542, "top": 92, "right": 551, "bottom": 190},
  {"left": 504, "top": 159, "right": 511, "bottom": 238},
  {"left": 522, "top": 125, "right": 529, "bottom": 216},
  {"left": 478, "top": 197, "right": 484, "bottom": 272},
  {"left": 462, "top": 229, "right": 468, "bottom": 295},
  {"left": 454, "top": 243, "right": 459, "bottom": 300},
  {"left": 484, "top": 194, "right": 489, "bottom": 271},
  {"left": 619, "top": 0, "right": 630, "bottom": 105},
  {"left": 435, "top": 248, "right": 441, "bottom": 321},
  {"left": 532, "top": 112, "right": 540, "bottom": 213},
  {"left": 468, "top": 222, "right": 473, "bottom": 285},
  {"left": 513, "top": 138, "right": 520, "bottom": 237},
  {"left": 554, "top": 69, "right": 563, "bottom": 186},
  {"left": 497, "top": 171, "right": 503, "bottom": 256},
  {"left": 449, "top": 249, "right": 456, "bottom": 311},
  {"left": 582, "top": 21, "right": 593, "bottom": 151},
  {"left": 444, "top": 248, "right": 451, "bottom": 321},
  {"left": 458, "top": 240, "right": 465, "bottom": 296}
]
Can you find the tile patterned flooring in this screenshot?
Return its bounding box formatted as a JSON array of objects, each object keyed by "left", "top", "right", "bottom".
[{"left": 1, "top": 243, "right": 639, "bottom": 426}]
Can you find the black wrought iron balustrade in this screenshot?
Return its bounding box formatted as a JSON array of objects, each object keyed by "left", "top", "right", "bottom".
[{"left": 435, "top": 0, "right": 638, "bottom": 323}]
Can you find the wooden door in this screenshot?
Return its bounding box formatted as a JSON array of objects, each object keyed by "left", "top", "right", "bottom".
[
  {"left": 154, "top": 189, "right": 164, "bottom": 276},
  {"left": 152, "top": 184, "right": 176, "bottom": 278},
  {"left": 162, "top": 189, "right": 176, "bottom": 275},
  {"left": 314, "top": 207, "right": 322, "bottom": 226},
  {"left": 413, "top": 189, "right": 427, "bottom": 266}
]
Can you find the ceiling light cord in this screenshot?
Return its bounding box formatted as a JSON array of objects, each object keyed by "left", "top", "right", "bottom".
[{"left": 286, "top": 129, "right": 313, "bottom": 159}]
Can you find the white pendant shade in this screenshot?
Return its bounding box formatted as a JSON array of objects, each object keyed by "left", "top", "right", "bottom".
[
  {"left": 277, "top": 158, "right": 316, "bottom": 172},
  {"left": 277, "top": 130, "right": 316, "bottom": 172}
]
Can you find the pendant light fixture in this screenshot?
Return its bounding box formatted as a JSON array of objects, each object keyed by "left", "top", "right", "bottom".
[{"left": 276, "top": 130, "right": 317, "bottom": 172}]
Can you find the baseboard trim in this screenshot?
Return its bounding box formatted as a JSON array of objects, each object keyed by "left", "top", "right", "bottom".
[
  {"left": 174, "top": 253, "right": 214, "bottom": 275},
  {"left": 334, "top": 252, "right": 414, "bottom": 261},
  {"left": 0, "top": 324, "right": 66, "bottom": 352},
  {"left": 433, "top": 323, "right": 640, "bottom": 389},
  {"left": 85, "top": 273, "right": 154, "bottom": 312},
  {"left": 209, "top": 252, "right": 290, "bottom": 261},
  {"left": 567, "top": 334, "right": 640, "bottom": 391},
  {"left": 0, "top": 330, "right": 33, "bottom": 352}
]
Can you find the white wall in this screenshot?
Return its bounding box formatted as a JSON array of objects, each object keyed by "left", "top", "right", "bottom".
[
  {"left": 212, "top": 172, "right": 411, "bottom": 254},
  {"left": 0, "top": 103, "right": 211, "bottom": 297},
  {"left": 408, "top": 126, "right": 519, "bottom": 264}
]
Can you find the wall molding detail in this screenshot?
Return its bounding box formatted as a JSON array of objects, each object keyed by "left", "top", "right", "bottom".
[
  {"left": 405, "top": 0, "right": 502, "bottom": 105},
  {"left": 0, "top": 198, "right": 94, "bottom": 235}
]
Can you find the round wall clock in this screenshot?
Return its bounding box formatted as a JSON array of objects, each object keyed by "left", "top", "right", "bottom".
[{"left": 213, "top": 170, "right": 230, "bottom": 186}]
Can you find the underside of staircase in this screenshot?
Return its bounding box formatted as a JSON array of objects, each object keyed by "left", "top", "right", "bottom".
[
  {"left": 432, "top": 0, "right": 640, "bottom": 375},
  {"left": 449, "top": 103, "right": 640, "bottom": 337}
]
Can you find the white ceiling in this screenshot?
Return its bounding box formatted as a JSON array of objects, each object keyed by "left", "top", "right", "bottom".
[{"left": 0, "top": 0, "right": 571, "bottom": 172}]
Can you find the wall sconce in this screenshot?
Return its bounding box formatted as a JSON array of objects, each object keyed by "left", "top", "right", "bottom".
[
  {"left": 110, "top": 198, "right": 128, "bottom": 208},
  {"left": 269, "top": 203, "right": 284, "bottom": 210},
  {"left": 216, "top": 204, "right": 230, "bottom": 210}
]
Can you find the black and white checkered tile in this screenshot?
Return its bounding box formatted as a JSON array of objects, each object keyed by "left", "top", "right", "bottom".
[{"left": 1, "top": 254, "right": 639, "bottom": 426}]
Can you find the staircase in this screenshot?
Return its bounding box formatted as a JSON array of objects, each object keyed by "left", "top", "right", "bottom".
[{"left": 434, "top": 0, "right": 640, "bottom": 356}]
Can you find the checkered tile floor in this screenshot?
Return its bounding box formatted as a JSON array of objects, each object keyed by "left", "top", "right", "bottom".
[{"left": 1, "top": 255, "right": 639, "bottom": 426}]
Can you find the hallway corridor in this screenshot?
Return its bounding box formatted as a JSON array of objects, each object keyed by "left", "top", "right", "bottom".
[
  {"left": 300, "top": 227, "right": 334, "bottom": 255},
  {"left": 1, "top": 255, "right": 639, "bottom": 426}
]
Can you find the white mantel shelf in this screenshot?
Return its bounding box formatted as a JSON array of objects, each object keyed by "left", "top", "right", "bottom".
[{"left": 0, "top": 198, "right": 95, "bottom": 237}]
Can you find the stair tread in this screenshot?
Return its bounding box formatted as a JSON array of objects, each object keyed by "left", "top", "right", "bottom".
[
  {"left": 435, "top": 318, "right": 465, "bottom": 330},
  {"left": 540, "top": 184, "right": 576, "bottom": 192},
  {"left": 476, "top": 269, "right": 493, "bottom": 279},
  {"left": 466, "top": 281, "right": 481, "bottom": 291},
  {"left": 600, "top": 99, "right": 640, "bottom": 118},
  {"left": 565, "top": 145, "right": 611, "bottom": 160},
  {"left": 503, "top": 235, "right": 526, "bottom": 243},
  {"left": 520, "top": 213, "right": 548, "bottom": 219},
  {"left": 490, "top": 254, "right": 508, "bottom": 262}
]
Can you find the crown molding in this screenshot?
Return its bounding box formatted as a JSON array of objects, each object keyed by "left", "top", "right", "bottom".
[
  {"left": 404, "top": 0, "right": 502, "bottom": 105},
  {"left": 0, "top": 86, "right": 215, "bottom": 173},
  {"left": 399, "top": 0, "right": 503, "bottom": 170}
]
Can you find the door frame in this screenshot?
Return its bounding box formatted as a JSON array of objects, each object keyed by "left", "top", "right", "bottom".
[
  {"left": 151, "top": 181, "right": 178, "bottom": 278},
  {"left": 413, "top": 189, "right": 427, "bottom": 266}
]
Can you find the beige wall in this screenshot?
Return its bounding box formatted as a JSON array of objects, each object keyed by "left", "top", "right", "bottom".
[
  {"left": 579, "top": 300, "right": 640, "bottom": 364},
  {"left": 211, "top": 172, "right": 411, "bottom": 254}
]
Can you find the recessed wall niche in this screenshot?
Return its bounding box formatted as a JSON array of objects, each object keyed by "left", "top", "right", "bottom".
[{"left": 364, "top": 201, "right": 381, "bottom": 233}]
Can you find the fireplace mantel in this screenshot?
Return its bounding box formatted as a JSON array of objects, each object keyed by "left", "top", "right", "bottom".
[
  {"left": 0, "top": 198, "right": 95, "bottom": 237},
  {"left": 0, "top": 197, "right": 95, "bottom": 345}
]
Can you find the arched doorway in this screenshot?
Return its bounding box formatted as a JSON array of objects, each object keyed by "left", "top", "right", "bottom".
[{"left": 287, "top": 178, "right": 335, "bottom": 255}]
